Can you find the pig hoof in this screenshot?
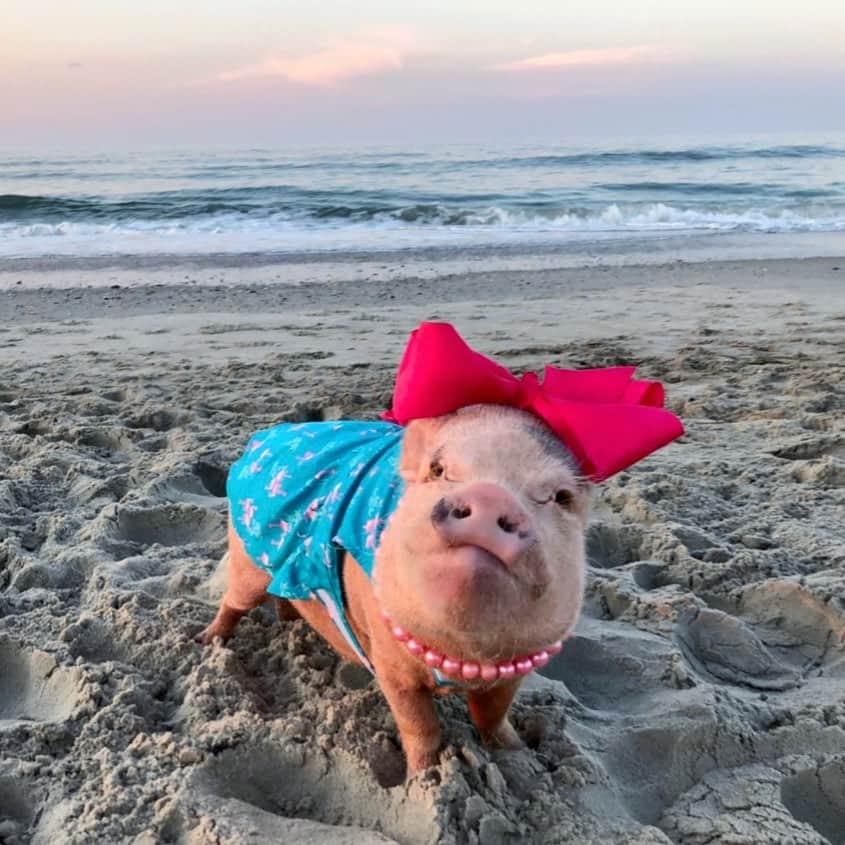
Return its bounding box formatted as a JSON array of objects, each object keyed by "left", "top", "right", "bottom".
[
  {"left": 194, "top": 626, "right": 227, "bottom": 646},
  {"left": 485, "top": 719, "right": 524, "bottom": 750},
  {"left": 404, "top": 749, "right": 440, "bottom": 779}
]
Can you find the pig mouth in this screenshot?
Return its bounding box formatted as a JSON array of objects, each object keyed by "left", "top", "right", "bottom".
[
  {"left": 436, "top": 542, "right": 551, "bottom": 597},
  {"left": 425, "top": 543, "right": 523, "bottom": 611},
  {"left": 447, "top": 544, "right": 513, "bottom": 576}
]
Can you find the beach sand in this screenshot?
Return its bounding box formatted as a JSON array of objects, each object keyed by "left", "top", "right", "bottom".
[{"left": 1, "top": 256, "right": 844, "bottom": 844}]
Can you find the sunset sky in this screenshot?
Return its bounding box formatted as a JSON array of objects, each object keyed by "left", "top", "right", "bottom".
[{"left": 3, "top": 0, "right": 844, "bottom": 148}]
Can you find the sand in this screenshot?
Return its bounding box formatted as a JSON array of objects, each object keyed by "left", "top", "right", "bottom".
[{"left": 1, "top": 255, "right": 844, "bottom": 844}]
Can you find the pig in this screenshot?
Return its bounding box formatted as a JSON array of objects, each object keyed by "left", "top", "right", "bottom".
[{"left": 199, "top": 403, "right": 587, "bottom": 775}]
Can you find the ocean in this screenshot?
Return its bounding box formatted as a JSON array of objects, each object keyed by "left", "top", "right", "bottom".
[{"left": 1, "top": 139, "right": 844, "bottom": 262}]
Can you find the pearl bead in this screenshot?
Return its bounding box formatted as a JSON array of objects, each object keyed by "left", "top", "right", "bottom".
[
  {"left": 531, "top": 650, "right": 549, "bottom": 667},
  {"left": 547, "top": 640, "right": 564, "bottom": 655},
  {"left": 480, "top": 664, "right": 499, "bottom": 681},
  {"left": 461, "top": 662, "right": 480, "bottom": 680},
  {"left": 392, "top": 625, "right": 409, "bottom": 642},
  {"left": 406, "top": 638, "right": 424, "bottom": 655},
  {"left": 498, "top": 662, "right": 516, "bottom": 679},
  {"left": 515, "top": 658, "right": 533, "bottom": 675},
  {"left": 424, "top": 650, "right": 443, "bottom": 668},
  {"left": 441, "top": 657, "right": 462, "bottom": 675}
]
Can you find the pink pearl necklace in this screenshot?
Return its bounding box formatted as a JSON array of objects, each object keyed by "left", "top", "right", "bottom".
[{"left": 381, "top": 611, "right": 563, "bottom": 682}]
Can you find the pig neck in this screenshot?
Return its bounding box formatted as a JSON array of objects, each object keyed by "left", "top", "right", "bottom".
[
  {"left": 340, "top": 553, "right": 563, "bottom": 688},
  {"left": 379, "top": 609, "right": 563, "bottom": 684}
]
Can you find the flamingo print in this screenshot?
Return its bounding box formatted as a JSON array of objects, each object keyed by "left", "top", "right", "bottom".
[
  {"left": 266, "top": 468, "right": 291, "bottom": 497},
  {"left": 240, "top": 498, "right": 257, "bottom": 529},
  {"left": 268, "top": 518, "right": 290, "bottom": 534},
  {"left": 303, "top": 498, "right": 321, "bottom": 521},
  {"left": 364, "top": 517, "right": 383, "bottom": 550}
]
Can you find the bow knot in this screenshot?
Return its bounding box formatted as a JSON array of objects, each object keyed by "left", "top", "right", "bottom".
[
  {"left": 382, "top": 322, "right": 684, "bottom": 482},
  {"left": 516, "top": 371, "right": 542, "bottom": 409}
]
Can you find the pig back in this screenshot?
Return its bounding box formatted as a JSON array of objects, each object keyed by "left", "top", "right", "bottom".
[{"left": 227, "top": 421, "right": 405, "bottom": 598}]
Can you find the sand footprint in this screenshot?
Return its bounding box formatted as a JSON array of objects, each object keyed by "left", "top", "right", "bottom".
[
  {"left": 124, "top": 406, "right": 184, "bottom": 432},
  {"left": 772, "top": 435, "right": 844, "bottom": 461},
  {"left": 674, "top": 607, "right": 802, "bottom": 691},
  {"left": 791, "top": 458, "right": 845, "bottom": 489},
  {"left": 61, "top": 424, "right": 138, "bottom": 456},
  {"left": 780, "top": 760, "right": 845, "bottom": 845},
  {"left": 661, "top": 762, "right": 844, "bottom": 845},
  {"left": 145, "top": 460, "right": 229, "bottom": 505},
  {"left": 67, "top": 470, "right": 129, "bottom": 507},
  {"left": 185, "top": 743, "right": 437, "bottom": 844},
  {"left": 772, "top": 435, "right": 845, "bottom": 488},
  {"left": 586, "top": 521, "right": 645, "bottom": 569},
  {"left": 92, "top": 502, "right": 225, "bottom": 553},
  {"left": 0, "top": 771, "right": 41, "bottom": 845},
  {"left": 672, "top": 525, "right": 733, "bottom": 563},
  {"left": 0, "top": 639, "right": 83, "bottom": 727},
  {"left": 541, "top": 617, "right": 683, "bottom": 713},
  {"left": 737, "top": 578, "right": 845, "bottom": 671},
  {"left": 61, "top": 614, "right": 127, "bottom": 664}
]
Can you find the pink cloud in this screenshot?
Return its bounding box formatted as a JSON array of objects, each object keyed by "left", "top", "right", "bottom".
[
  {"left": 496, "top": 45, "right": 674, "bottom": 71},
  {"left": 217, "top": 32, "right": 414, "bottom": 86}
]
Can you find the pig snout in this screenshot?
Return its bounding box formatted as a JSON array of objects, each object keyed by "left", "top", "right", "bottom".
[{"left": 430, "top": 482, "right": 534, "bottom": 567}]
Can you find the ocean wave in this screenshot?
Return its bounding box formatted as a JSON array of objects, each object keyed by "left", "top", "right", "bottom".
[
  {"left": 4, "top": 188, "right": 844, "bottom": 226},
  {"left": 4, "top": 144, "right": 843, "bottom": 183},
  {"left": 186, "top": 144, "right": 845, "bottom": 171},
  {"left": 594, "top": 181, "right": 840, "bottom": 198},
  {"left": 2, "top": 202, "right": 843, "bottom": 242},
  {"left": 447, "top": 144, "right": 845, "bottom": 170}
]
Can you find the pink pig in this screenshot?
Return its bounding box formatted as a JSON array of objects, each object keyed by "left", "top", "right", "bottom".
[{"left": 200, "top": 406, "right": 587, "bottom": 776}]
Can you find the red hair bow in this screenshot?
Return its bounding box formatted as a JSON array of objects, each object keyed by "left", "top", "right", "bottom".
[{"left": 382, "top": 322, "right": 684, "bottom": 482}]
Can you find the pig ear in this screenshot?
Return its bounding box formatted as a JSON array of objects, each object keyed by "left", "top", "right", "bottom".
[{"left": 399, "top": 417, "right": 443, "bottom": 482}]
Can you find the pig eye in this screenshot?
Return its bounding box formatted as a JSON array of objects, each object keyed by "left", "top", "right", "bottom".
[
  {"left": 554, "top": 489, "right": 574, "bottom": 510},
  {"left": 428, "top": 460, "right": 445, "bottom": 480}
]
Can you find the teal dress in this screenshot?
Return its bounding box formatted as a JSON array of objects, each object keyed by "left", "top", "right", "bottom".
[{"left": 227, "top": 421, "right": 405, "bottom": 671}]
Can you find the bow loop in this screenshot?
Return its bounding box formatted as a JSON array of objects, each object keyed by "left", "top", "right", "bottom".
[{"left": 382, "top": 322, "right": 683, "bottom": 482}]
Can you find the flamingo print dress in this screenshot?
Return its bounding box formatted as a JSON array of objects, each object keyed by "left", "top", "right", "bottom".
[{"left": 227, "top": 421, "right": 405, "bottom": 668}]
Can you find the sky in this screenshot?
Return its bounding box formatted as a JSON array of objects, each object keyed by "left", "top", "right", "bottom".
[{"left": 2, "top": 0, "right": 844, "bottom": 148}]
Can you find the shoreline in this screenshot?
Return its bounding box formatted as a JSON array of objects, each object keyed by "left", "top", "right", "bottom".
[
  {"left": 2, "top": 230, "right": 845, "bottom": 292},
  {"left": 2, "top": 253, "right": 843, "bottom": 373},
  {"left": 2, "top": 256, "right": 843, "bottom": 326}
]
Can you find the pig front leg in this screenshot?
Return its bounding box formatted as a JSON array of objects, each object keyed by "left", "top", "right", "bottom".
[
  {"left": 377, "top": 674, "right": 442, "bottom": 776},
  {"left": 468, "top": 681, "right": 524, "bottom": 749},
  {"left": 197, "top": 521, "right": 272, "bottom": 644}
]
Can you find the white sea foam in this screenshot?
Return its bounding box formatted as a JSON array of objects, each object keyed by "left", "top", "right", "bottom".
[{"left": 1, "top": 202, "right": 844, "bottom": 259}]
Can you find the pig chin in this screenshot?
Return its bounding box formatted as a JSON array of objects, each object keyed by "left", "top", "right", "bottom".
[{"left": 377, "top": 536, "right": 563, "bottom": 660}]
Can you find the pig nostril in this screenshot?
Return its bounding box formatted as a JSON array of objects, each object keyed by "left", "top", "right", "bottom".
[
  {"left": 497, "top": 516, "right": 518, "bottom": 534},
  {"left": 452, "top": 505, "right": 472, "bottom": 520},
  {"left": 431, "top": 498, "right": 451, "bottom": 524}
]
